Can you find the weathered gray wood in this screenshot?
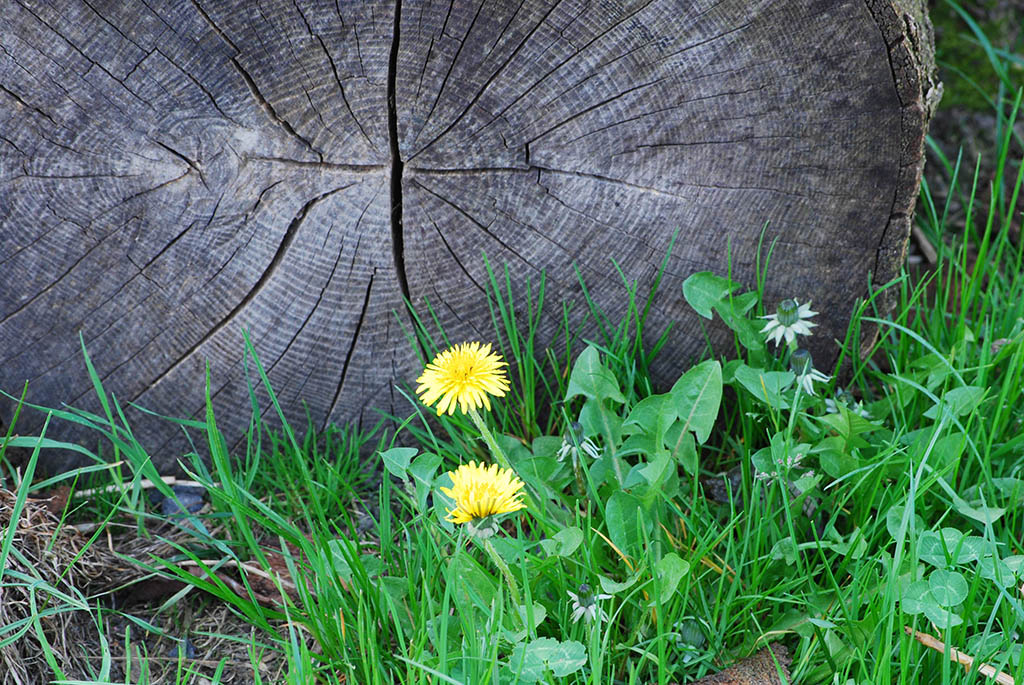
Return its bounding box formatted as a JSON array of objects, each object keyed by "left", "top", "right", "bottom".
[{"left": 0, "top": 0, "right": 938, "bottom": 471}]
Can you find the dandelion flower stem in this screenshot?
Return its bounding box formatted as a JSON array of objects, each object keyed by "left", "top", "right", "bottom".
[
  {"left": 482, "top": 537, "right": 521, "bottom": 609},
  {"left": 468, "top": 408, "right": 541, "bottom": 518},
  {"left": 468, "top": 407, "right": 513, "bottom": 471}
]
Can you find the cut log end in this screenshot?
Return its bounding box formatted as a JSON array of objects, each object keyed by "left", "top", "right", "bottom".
[{"left": 0, "top": 0, "right": 938, "bottom": 471}]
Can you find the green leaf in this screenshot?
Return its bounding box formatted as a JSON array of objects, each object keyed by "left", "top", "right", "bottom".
[
  {"left": 448, "top": 554, "right": 497, "bottom": 613},
  {"left": 923, "top": 386, "right": 986, "bottom": 420},
  {"left": 666, "top": 426, "right": 698, "bottom": 476},
  {"left": 505, "top": 602, "right": 549, "bottom": 642},
  {"left": 599, "top": 571, "right": 640, "bottom": 595},
  {"left": 540, "top": 527, "right": 584, "bottom": 558},
  {"left": 733, "top": 364, "right": 794, "bottom": 409},
  {"left": 928, "top": 570, "right": 968, "bottom": 607},
  {"left": 579, "top": 398, "right": 623, "bottom": 451},
  {"left": 950, "top": 492, "right": 1005, "bottom": 525},
  {"left": 884, "top": 501, "right": 925, "bottom": 540},
  {"left": 900, "top": 580, "right": 932, "bottom": 614},
  {"left": 1003, "top": 555, "right": 1024, "bottom": 575},
  {"left": 623, "top": 394, "right": 676, "bottom": 446},
  {"left": 531, "top": 435, "right": 564, "bottom": 459},
  {"left": 566, "top": 345, "right": 625, "bottom": 404},
  {"left": 713, "top": 292, "right": 765, "bottom": 352},
  {"left": 670, "top": 360, "right": 722, "bottom": 444},
  {"left": 654, "top": 553, "right": 690, "bottom": 604},
  {"left": 408, "top": 452, "right": 443, "bottom": 512},
  {"left": 978, "top": 555, "right": 1015, "bottom": 588},
  {"left": 639, "top": 450, "right": 673, "bottom": 488},
  {"left": 815, "top": 436, "right": 859, "bottom": 479},
  {"left": 922, "top": 603, "right": 963, "bottom": 629},
  {"left": 509, "top": 638, "right": 587, "bottom": 682},
  {"left": 606, "top": 491, "right": 645, "bottom": 558},
  {"left": 819, "top": 411, "right": 878, "bottom": 449},
  {"left": 957, "top": 536, "right": 990, "bottom": 564},
  {"left": 682, "top": 271, "right": 742, "bottom": 319},
  {"left": 917, "top": 528, "right": 964, "bottom": 568},
  {"left": 380, "top": 447, "right": 418, "bottom": 479},
  {"left": 770, "top": 536, "right": 799, "bottom": 566}
]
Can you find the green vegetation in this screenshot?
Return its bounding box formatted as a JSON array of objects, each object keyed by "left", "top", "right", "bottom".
[{"left": 2, "top": 2, "right": 1024, "bottom": 683}]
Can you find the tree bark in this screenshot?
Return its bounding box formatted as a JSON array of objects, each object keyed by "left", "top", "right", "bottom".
[{"left": 0, "top": 0, "right": 938, "bottom": 471}]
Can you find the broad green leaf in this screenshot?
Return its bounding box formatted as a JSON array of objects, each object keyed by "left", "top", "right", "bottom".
[
  {"left": 448, "top": 554, "right": 497, "bottom": 613},
  {"left": 620, "top": 431, "right": 660, "bottom": 459},
  {"left": 929, "top": 569, "right": 968, "bottom": 606},
  {"left": 770, "top": 536, "right": 799, "bottom": 566},
  {"left": 713, "top": 292, "right": 765, "bottom": 352},
  {"left": 380, "top": 447, "right": 418, "bottom": 479},
  {"left": 917, "top": 528, "right": 964, "bottom": 568},
  {"left": 978, "top": 555, "right": 1015, "bottom": 588},
  {"left": 957, "top": 536, "right": 990, "bottom": 564},
  {"left": 910, "top": 353, "right": 953, "bottom": 391},
  {"left": 815, "top": 436, "right": 858, "bottom": 479},
  {"left": 885, "top": 504, "right": 924, "bottom": 540},
  {"left": 670, "top": 360, "right": 722, "bottom": 444},
  {"left": 408, "top": 452, "right": 443, "bottom": 511},
  {"left": 951, "top": 492, "right": 1005, "bottom": 525},
  {"left": 509, "top": 638, "right": 587, "bottom": 682},
  {"left": 666, "top": 426, "right": 698, "bottom": 476},
  {"left": 505, "top": 602, "right": 548, "bottom": 642},
  {"left": 654, "top": 553, "right": 690, "bottom": 604},
  {"left": 832, "top": 527, "right": 868, "bottom": 559},
  {"left": 913, "top": 432, "right": 967, "bottom": 471},
  {"left": 923, "top": 603, "right": 963, "bottom": 629},
  {"left": 623, "top": 394, "right": 676, "bottom": 446},
  {"left": 639, "top": 450, "right": 673, "bottom": 488},
  {"left": 682, "top": 271, "right": 742, "bottom": 319},
  {"left": 900, "top": 580, "right": 931, "bottom": 614},
  {"left": 1003, "top": 555, "right": 1024, "bottom": 575},
  {"left": 579, "top": 398, "right": 623, "bottom": 451},
  {"left": 540, "top": 527, "right": 584, "bottom": 558},
  {"left": 599, "top": 571, "right": 640, "bottom": 595},
  {"left": 923, "top": 386, "right": 986, "bottom": 420},
  {"left": 566, "top": 346, "right": 625, "bottom": 404},
  {"left": 531, "top": 435, "right": 564, "bottom": 458},
  {"left": 733, "top": 364, "right": 794, "bottom": 409},
  {"left": 606, "top": 491, "right": 645, "bottom": 557},
  {"left": 819, "top": 411, "right": 877, "bottom": 449}
]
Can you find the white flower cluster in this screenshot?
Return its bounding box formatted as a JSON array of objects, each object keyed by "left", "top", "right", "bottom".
[{"left": 755, "top": 448, "right": 812, "bottom": 483}]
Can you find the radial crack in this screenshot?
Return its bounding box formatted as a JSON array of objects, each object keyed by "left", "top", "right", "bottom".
[
  {"left": 134, "top": 184, "right": 352, "bottom": 400},
  {"left": 387, "top": 0, "right": 411, "bottom": 305}
]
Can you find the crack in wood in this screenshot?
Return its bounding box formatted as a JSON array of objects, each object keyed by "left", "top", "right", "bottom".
[
  {"left": 188, "top": 0, "right": 324, "bottom": 162},
  {"left": 407, "top": 0, "right": 559, "bottom": 163},
  {"left": 325, "top": 267, "right": 375, "bottom": 430},
  {"left": 133, "top": 183, "right": 353, "bottom": 401},
  {"left": 0, "top": 83, "right": 57, "bottom": 127},
  {"left": 388, "top": 0, "right": 411, "bottom": 307}
]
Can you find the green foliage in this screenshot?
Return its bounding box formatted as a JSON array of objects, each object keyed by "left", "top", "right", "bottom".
[{"left": 3, "top": 20, "right": 1024, "bottom": 683}]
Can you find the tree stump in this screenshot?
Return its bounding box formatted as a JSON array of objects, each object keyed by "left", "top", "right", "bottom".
[{"left": 0, "top": 0, "right": 939, "bottom": 471}]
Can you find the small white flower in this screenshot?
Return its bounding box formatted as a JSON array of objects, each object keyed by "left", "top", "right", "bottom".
[
  {"left": 825, "top": 390, "right": 871, "bottom": 418},
  {"left": 790, "top": 349, "right": 830, "bottom": 397},
  {"left": 556, "top": 422, "right": 601, "bottom": 463},
  {"left": 761, "top": 298, "right": 818, "bottom": 347},
  {"left": 567, "top": 584, "right": 611, "bottom": 624}
]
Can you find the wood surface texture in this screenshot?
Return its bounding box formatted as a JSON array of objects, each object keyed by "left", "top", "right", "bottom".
[{"left": 0, "top": 0, "right": 938, "bottom": 470}]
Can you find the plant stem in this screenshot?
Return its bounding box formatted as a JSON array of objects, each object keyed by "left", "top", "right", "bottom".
[
  {"left": 468, "top": 408, "right": 543, "bottom": 519},
  {"left": 483, "top": 537, "right": 521, "bottom": 609}
]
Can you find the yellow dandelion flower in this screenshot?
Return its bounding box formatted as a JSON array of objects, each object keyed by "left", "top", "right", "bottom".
[
  {"left": 416, "top": 342, "right": 510, "bottom": 416},
  {"left": 440, "top": 461, "right": 526, "bottom": 525}
]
